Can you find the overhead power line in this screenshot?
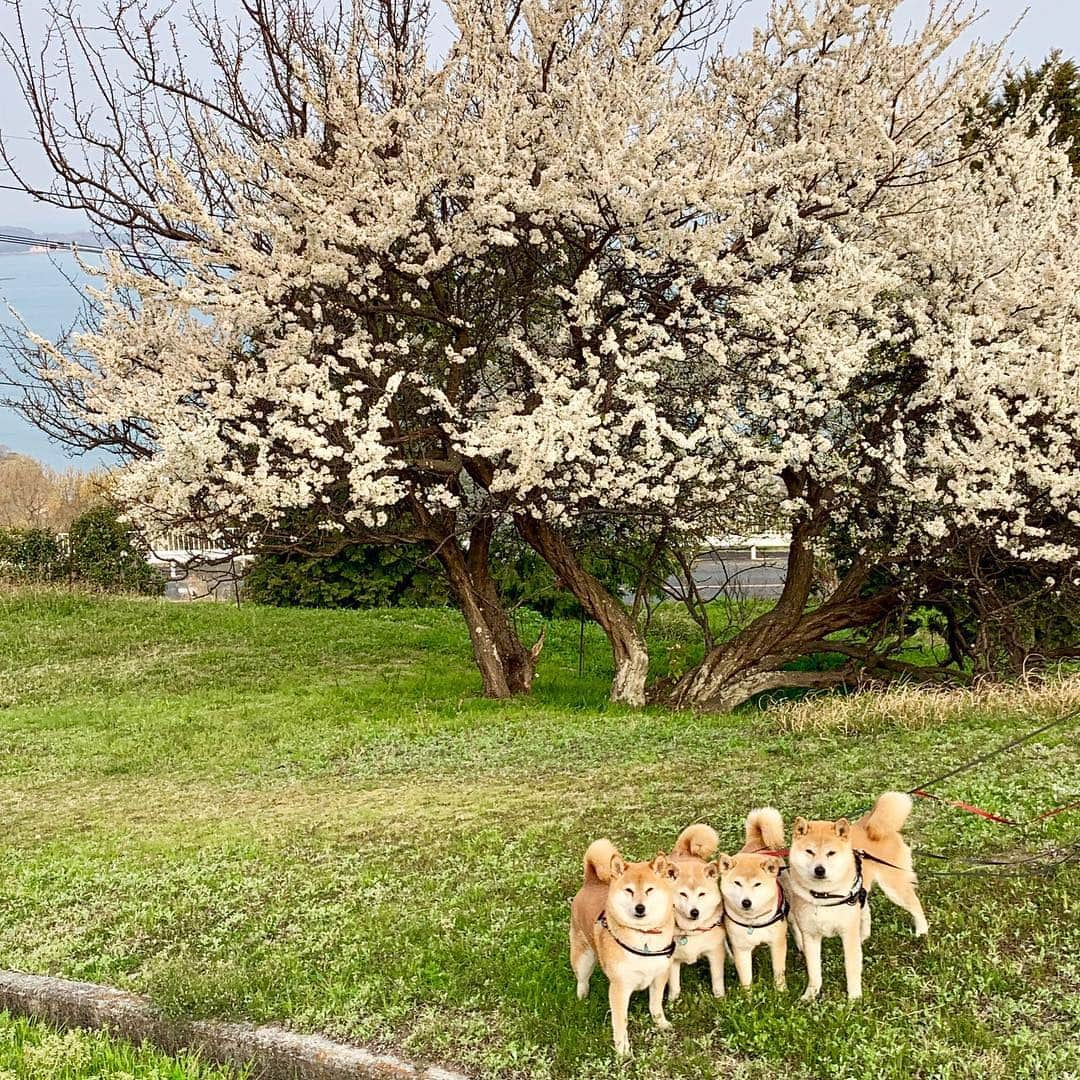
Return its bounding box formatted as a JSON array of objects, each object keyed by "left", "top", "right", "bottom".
[
  {"left": 0, "top": 229, "right": 119, "bottom": 258},
  {"left": 0, "top": 229, "right": 236, "bottom": 273}
]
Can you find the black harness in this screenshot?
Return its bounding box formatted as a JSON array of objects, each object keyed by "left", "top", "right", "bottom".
[
  {"left": 723, "top": 884, "right": 790, "bottom": 933},
  {"left": 807, "top": 851, "right": 868, "bottom": 908},
  {"left": 856, "top": 849, "right": 911, "bottom": 873},
  {"left": 597, "top": 911, "right": 675, "bottom": 958}
]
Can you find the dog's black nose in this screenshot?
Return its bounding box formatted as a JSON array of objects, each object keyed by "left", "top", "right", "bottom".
[
  {"left": 634, "top": 903, "right": 646, "bottom": 917},
  {"left": 814, "top": 864, "right": 826, "bottom": 878},
  {"left": 741, "top": 897, "right": 752, "bottom": 909},
  {"left": 689, "top": 908, "right": 699, "bottom": 920}
]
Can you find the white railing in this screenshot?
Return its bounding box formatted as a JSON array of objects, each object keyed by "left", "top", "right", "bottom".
[
  {"left": 148, "top": 531, "right": 220, "bottom": 553},
  {"left": 145, "top": 533, "right": 254, "bottom": 567}
]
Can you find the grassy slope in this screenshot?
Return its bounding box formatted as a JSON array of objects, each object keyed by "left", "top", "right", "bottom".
[{"left": 0, "top": 591, "right": 1077, "bottom": 1080}]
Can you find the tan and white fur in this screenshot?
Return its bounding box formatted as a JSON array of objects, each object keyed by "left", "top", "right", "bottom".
[
  {"left": 718, "top": 807, "right": 789, "bottom": 990},
  {"left": 666, "top": 824, "right": 726, "bottom": 1001},
  {"left": 570, "top": 840, "right": 676, "bottom": 1056},
  {"left": 786, "top": 792, "right": 928, "bottom": 1001}
]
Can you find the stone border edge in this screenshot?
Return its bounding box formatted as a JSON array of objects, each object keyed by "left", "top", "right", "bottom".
[{"left": 0, "top": 969, "right": 468, "bottom": 1080}]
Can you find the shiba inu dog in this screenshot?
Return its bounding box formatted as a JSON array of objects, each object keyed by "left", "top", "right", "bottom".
[
  {"left": 786, "top": 791, "right": 928, "bottom": 1001},
  {"left": 570, "top": 840, "right": 676, "bottom": 1056},
  {"left": 718, "top": 807, "right": 789, "bottom": 990},
  {"left": 666, "top": 824, "right": 725, "bottom": 1000}
]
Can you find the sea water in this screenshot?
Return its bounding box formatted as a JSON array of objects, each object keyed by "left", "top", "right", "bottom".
[{"left": 0, "top": 251, "right": 105, "bottom": 465}]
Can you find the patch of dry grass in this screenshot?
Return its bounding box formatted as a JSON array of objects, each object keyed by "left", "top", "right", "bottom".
[{"left": 763, "top": 672, "right": 1080, "bottom": 735}]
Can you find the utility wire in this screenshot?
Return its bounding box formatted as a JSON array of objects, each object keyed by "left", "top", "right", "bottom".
[
  {"left": 909, "top": 707, "right": 1080, "bottom": 795},
  {"left": 0, "top": 229, "right": 237, "bottom": 272},
  {"left": 0, "top": 229, "right": 121, "bottom": 258}
]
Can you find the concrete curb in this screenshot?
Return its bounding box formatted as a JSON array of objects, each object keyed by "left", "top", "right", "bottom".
[{"left": 0, "top": 970, "right": 468, "bottom": 1080}]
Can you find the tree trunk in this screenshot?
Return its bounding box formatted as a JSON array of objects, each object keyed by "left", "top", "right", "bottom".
[
  {"left": 464, "top": 519, "right": 541, "bottom": 694},
  {"left": 667, "top": 507, "right": 901, "bottom": 712},
  {"left": 514, "top": 514, "right": 649, "bottom": 706},
  {"left": 667, "top": 517, "right": 819, "bottom": 709},
  {"left": 436, "top": 529, "right": 540, "bottom": 699},
  {"left": 441, "top": 546, "right": 511, "bottom": 698}
]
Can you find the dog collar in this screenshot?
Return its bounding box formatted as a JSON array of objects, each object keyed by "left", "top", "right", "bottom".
[
  {"left": 807, "top": 852, "right": 867, "bottom": 908},
  {"left": 674, "top": 915, "right": 723, "bottom": 944},
  {"left": 723, "top": 881, "right": 789, "bottom": 934},
  {"left": 597, "top": 911, "right": 675, "bottom": 958}
]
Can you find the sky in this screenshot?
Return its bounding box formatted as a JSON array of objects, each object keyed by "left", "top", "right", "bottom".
[
  {"left": 1, "top": 0, "right": 1075, "bottom": 236},
  {"left": 0, "top": 0, "right": 1076, "bottom": 466}
]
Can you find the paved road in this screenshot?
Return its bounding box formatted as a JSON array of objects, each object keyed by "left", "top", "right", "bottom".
[{"left": 669, "top": 546, "right": 788, "bottom": 601}]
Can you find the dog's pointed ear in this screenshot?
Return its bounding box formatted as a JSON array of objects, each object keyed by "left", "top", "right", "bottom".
[
  {"left": 763, "top": 856, "right": 781, "bottom": 877},
  {"left": 717, "top": 853, "right": 734, "bottom": 873},
  {"left": 835, "top": 818, "right": 851, "bottom": 839},
  {"left": 793, "top": 817, "right": 809, "bottom": 836},
  {"left": 650, "top": 851, "right": 669, "bottom": 875},
  {"left": 704, "top": 861, "right": 720, "bottom": 879},
  {"left": 609, "top": 854, "right": 626, "bottom": 878}
]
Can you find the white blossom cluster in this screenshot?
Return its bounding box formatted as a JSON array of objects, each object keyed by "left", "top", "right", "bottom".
[{"left": 29, "top": 0, "right": 1080, "bottom": 561}]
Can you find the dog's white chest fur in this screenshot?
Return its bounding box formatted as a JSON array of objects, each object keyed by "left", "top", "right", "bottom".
[
  {"left": 611, "top": 951, "right": 671, "bottom": 992},
  {"left": 786, "top": 872, "right": 861, "bottom": 939},
  {"left": 789, "top": 895, "right": 855, "bottom": 937},
  {"left": 673, "top": 926, "right": 722, "bottom": 964},
  {"left": 727, "top": 916, "right": 784, "bottom": 950}
]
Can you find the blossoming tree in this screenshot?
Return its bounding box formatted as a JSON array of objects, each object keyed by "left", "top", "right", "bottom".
[{"left": 4, "top": 0, "right": 1078, "bottom": 708}]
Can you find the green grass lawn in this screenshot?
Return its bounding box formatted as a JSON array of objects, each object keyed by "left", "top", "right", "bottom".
[{"left": 0, "top": 590, "right": 1077, "bottom": 1079}]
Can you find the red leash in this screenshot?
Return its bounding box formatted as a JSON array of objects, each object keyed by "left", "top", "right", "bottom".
[
  {"left": 1028, "top": 799, "right": 1080, "bottom": 822},
  {"left": 911, "top": 789, "right": 1017, "bottom": 824},
  {"left": 903, "top": 708, "right": 1080, "bottom": 829},
  {"left": 912, "top": 789, "right": 1080, "bottom": 828}
]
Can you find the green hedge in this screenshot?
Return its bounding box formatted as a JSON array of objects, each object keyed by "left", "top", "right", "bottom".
[
  {"left": 245, "top": 530, "right": 660, "bottom": 615},
  {"left": 244, "top": 544, "right": 448, "bottom": 609},
  {"left": 0, "top": 505, "right": 161, "bottom": 595},
  {"left": 0, "top": 528, "right": 67, "bottom": 583}
]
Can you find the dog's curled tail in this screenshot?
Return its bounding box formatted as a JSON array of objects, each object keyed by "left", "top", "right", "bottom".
[
  {"left": 583, "top": 839, "right": 621, "bottom": 884},
  {"left": 744, "top": 807, "right": 785, "bottom": 852},
  {"left": 673, "top": 823, "right": 719, "bottom": 860},
  {"left": 861, "top": 791, "right": 913, "bottom": 841}
]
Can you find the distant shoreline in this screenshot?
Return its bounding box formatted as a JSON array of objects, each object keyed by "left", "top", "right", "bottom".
[{"left": 0, "top": 225, "right": 100, "bottom": 253}]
